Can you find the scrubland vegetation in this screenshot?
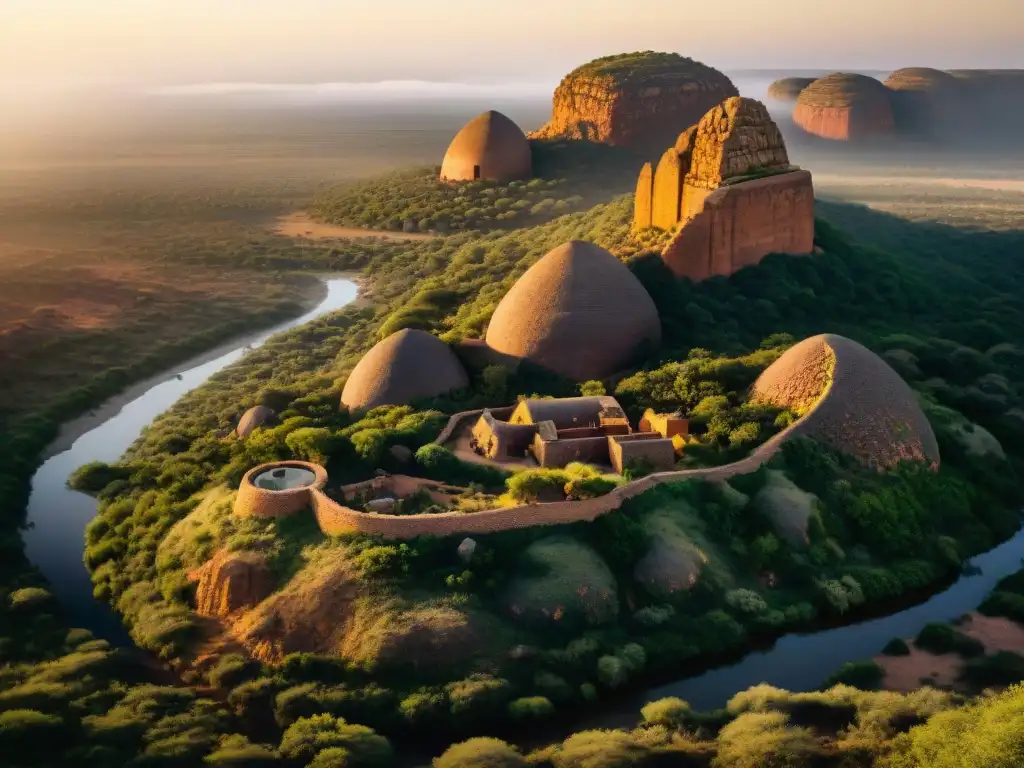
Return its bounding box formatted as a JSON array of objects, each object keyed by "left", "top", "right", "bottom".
[{"left": 2, "top": 107, "right": 1024, "bottom": 765}]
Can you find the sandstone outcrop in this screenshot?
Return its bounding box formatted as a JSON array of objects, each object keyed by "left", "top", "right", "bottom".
[
  {"left": 767, "top": 77, "right": 817, "bottom": 102},
  {"left": 530, "top": 51, "right": 738, "bottom": 149},
  {"left": 193, "top": 550, "right": 273, "bottom": 618},
  {"left": 633, "top": 97, "right": 814, "bottom": 280},
  {"left": 793, "top": 73, "right": 896, "bottom": 140}
]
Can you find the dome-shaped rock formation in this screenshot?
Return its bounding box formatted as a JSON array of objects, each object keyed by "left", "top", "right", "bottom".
[
  {"left": 440, "top": 110, "right": 532, "bottom": 183},
  {"left": 530, "top": 51, "right": 738, "bottom": 149},
  {"left": 342, "top": 329, "right": 469, "bottom": 410},
  {"left": 484, "top": 240, "right": 661, "bottom": 381},
  {"left": 752, "top": 334, "right": 939, "bottom": 469},
  {"left": 884, "top": 68, "right": 965, "bottom": 137},
  {"left": 767, "top": 77, "right": 817, "bottom": 102},
  {"left": 794, "top": 73, "right": 895, "bottom": 140},
  {"left": 236, "top": 405, "right": 276, "bottom": 438}
]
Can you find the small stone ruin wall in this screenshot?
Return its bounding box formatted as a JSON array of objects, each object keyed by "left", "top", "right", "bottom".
[
  {"left": 233, "top": 461, "right": 328, "bottom": 518},
  {"left": 660, "top": 171, "right": 815, "bottom": 281}
]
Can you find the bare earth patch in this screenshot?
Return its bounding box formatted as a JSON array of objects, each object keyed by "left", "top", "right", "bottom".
[
  {"left": 875, "top": 612, "right": 1024, "bottom": 692},
  {"left": 273, "top": 211, "right": 437, "bottom": 242}
]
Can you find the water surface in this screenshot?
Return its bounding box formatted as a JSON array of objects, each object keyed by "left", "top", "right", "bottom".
[{"left": 23, "top": 278, "right": 358, "bottom": 640}]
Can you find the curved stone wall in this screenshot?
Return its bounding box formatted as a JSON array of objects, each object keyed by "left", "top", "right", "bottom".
[{"left": 233, "top": 461, "right": 328, "bottom": 518}]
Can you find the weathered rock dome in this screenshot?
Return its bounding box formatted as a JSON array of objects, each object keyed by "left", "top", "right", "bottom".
[
  {"left": 341, "top": 329, "right": 469, "bottom": 410},
  {"left": 440, "top": 111, "right": 532, "bottom": 183},
  {"left": 884, "top": 68, "right": 964, "bottom": 137},
  {"left": 530, "top": 51, "right": 738, "bottom": 149},
  {"left": 752, "top": 334, "right": 939, "bottom": 469},
  {"left": 767, "top": 77, "right": 817, "bottom": 102},
  {"left": 884, "top": 67, "right": 958, "bottom": 92},
  {"left": 485, "top": 241, "right": 662, "bottom": 381},
  {"left": 236, "top": 405, "right": 275, "bottom": 438},
  {"left": 794, "top": 73, "right": 895, "bottom": 140}
]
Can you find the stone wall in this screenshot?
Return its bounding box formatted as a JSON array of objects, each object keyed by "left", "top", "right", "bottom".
[
  {"left": 661, "top": 171, "right": 815, "bottom": 281},
  {"left": 532, "top": 433, "right": 609, "bottom": 467},
  {"left": 309, "top": 423, "right": 795, "bottom": 540},
  {"left": 608, "top": 434, "right": 676, "bottom": 474},
  {"left": 233, "top": 461, "right": 328, "bottom": 518}
]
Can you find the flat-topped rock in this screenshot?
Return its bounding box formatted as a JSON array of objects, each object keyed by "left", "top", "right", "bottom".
[{"left": 530, "top": 51, "right": 738, "bottom": 149}]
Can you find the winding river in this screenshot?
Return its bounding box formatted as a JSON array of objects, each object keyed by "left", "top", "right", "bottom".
[
  {"left": 22, "top": 278, "right": 359, "bottom": 642},
  {"left": 18, "top": 273, "right": 1024, "bottom": 713}
]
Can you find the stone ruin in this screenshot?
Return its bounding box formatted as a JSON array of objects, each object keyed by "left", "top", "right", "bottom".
[{"left": 633, "top": 97, "right": 815, "bottom": 282}]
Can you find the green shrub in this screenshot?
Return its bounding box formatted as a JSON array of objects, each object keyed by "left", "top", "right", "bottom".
[
  {"left": 508, "top": 696, "right": 554, "bottom": 721},
  {"left": 821, "top": 661, "right": 885, "bottom": 690},
  {"left": 8, "top": 587, "right": 54, "bottom": 612},
  {"left": 713, "top": 711, "right": 819, "bottom": 768},
  {"left": 961, "top": 652, "right": 1024, "bottom": 688},
  {"left": 915, "top": 623, "right": 985, "bottom": 658},
  {"left": 641, "top": 697, "right": 691, "bottom": 728},
  {"left": 882, "top": 638, "right": 912, "bottom": 656},
  {"left": 278, "top": 714, "right": 392, "bottom": 766},
  {"left": 979, "top": 591, "right": 1024, "bottom": 622},
  {"left": 433, "top": 737, "right": 527, "bottom": 768},
  {"left": 548, "top": 730, "right": 649, "bottom": 768}
]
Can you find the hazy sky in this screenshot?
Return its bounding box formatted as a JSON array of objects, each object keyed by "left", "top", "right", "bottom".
[{"left": 2, "top": 0, "right": 1022, "bottom": 93}]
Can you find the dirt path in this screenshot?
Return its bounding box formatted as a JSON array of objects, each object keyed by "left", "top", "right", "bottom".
[{"left": 273, "top": 211, "right": 438, "bottom": 241}]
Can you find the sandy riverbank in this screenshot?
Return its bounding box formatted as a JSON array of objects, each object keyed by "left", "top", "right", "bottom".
[
  {"left": 274, "top": 211, "right": 438, "bottom": 241},
  {"left": 875, "top": 611, "right": 1024, "bottom": 692}
]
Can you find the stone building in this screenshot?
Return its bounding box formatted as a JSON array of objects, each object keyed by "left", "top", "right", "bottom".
[
  {"left": 484, "top": 240, "right": 662, "bottom": 381},
  {"left": 638, "top": 408, "right": 689, "bottom": 439},
  {"left": 470, "top": 395, "right": 676, "bottom": 474},
  {"left": 633, "top": 97, "right": 815, "bottom": 281},
  {"left": 440, "top": 110, "right": 533, "bottom": 183},
  {"left": 341, "top": 328, "right": 469, "bottom": 411}
]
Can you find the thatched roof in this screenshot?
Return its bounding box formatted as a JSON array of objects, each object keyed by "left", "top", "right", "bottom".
[
  {"left": 341, "top": 329, "right": 469, "bottom": 410},
  {"left": 485, "top": 241, "right": 662, "bottom": 381},
  {"left": 236, "top": 406, "right": 275, "bottom": 438},
  {"left": 752, "top": 334, "right": 940, "bottom": 469},
  {"left": 767, "top": 77, "right": 817, "bottom": 101},
  {"left": 797, "top": 73, "right": 892, "bottom": 108},
  {"left": 440, "top": 110, "right": 532, "bottom": 183}
]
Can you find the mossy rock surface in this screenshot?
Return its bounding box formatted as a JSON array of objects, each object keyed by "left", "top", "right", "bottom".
[{"left": 506, "top": 537, "right": 618, "bottom": 626}]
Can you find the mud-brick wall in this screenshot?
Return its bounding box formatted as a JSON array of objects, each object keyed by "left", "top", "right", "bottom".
[
  {"left": 661, "top": 170, "right": 814, "bottom": 282},
  {"left": 533, "top": 434, "right": 609, "bottom": 467},
  {"left": 609, "top": 435, "right": 677, "bottom": 473}
]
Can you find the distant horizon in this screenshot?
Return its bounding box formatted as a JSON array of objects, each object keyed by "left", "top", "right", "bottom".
[{"left": 3, "top": 0, "right": 1020, "bottom": 98}]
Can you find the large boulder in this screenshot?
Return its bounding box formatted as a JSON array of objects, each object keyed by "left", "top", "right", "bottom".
[
  {"left": 484, "top": 240, "right": 661, "bottom": 381},
  {"left": 530, "top": 51, "right": 738, "bottom": 149},
  {"left": 884, "top": 68, "right": 966, "bottom": 138},
  {"left": 793, "top": 73, "right": 896, "bottom": 140},
  {"left": 752, "top": 334, "right": 940, "bottom": 470},
  {"left": 341, "top": 329, "right": 469, "bottom": 410}
]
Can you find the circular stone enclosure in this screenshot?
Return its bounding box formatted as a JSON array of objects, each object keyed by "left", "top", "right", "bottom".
[{"left": 234, "top": 460, "right": 328, "bottom": 518}]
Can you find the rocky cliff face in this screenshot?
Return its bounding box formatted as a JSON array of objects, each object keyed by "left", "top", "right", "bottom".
[
  {"left": 793, "top": 73, "right": 895, "bottom": 141},
  {"left": 660, "top": 170, "right": 815, "bottom": 281},
  {"left": 530, "top": 52, "right": 738, "bottom": 150},
  {"left": 193, "top": 550, "right": 273, "bottom": 618}
]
